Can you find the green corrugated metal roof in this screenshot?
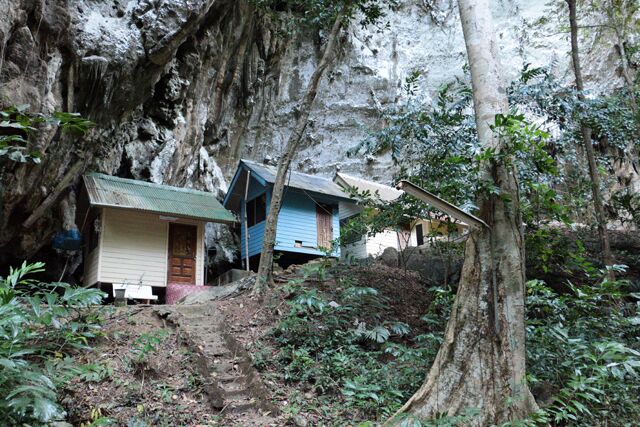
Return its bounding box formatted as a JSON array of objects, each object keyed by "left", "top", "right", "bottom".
[{"left": 83, "top": 173, "right": 236, "bottom": 224}]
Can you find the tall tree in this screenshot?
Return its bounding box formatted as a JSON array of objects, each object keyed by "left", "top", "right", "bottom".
[
  {"left": 387, "top": 0, "right": 538, "bottom": 423},
  {"left": 594, "top": 0, "right": 640, "bottom": 200},
  {"left": 598, "top": 0, "right": 638, "bottom": 110},
  {"left": 566, "top": 0, "right": 615, "bottom": 276},
  {"left": 253, "top": 0, "right": 397, "bottom": 294}
]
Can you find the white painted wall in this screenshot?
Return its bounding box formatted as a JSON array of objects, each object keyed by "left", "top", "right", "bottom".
[
  {"left": 409, "top": 219, "right": 466, "bottom": 246},
  {"left": 340, "top": 219, "right": 467, "bottom": 260},
  {"left": 365, "top": 229, "right": 403, "bottom": 257},
  {"left": 92, "top": 208, "right": 205, "bottom": 287},
  {"left": 409, "top": 219, "right": 429, "bottom": 247},
  {"left": 341, "top": 229, "right": 406, "bottom": 260},
  {"left": 341, "top": 235, "right": 368, "bottom": 260}
]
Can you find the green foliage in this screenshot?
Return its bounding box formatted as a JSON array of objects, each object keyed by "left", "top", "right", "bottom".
[
  {"left": 0, "top": 105, "right": 93, "bottom": 164},
  {"left": 354, "top": 63, "right": 639, "bottom": 232},
  {"left": 0, "top": 262, "right": 105, "bottom": 425},
  {"left": 351, "top": 70, "right": 572, "bottom": 237},
  {"left": 509, "top": 63, "right": 639, "bottom": 152},
  {"left": 509, "top": 63, "right": 640, "bottom": 223},
  {"left": 130, "top": 330, "right": 170, "bottom": 363},
  {"left": 526, "top": 273, "right": 640, "bottom": 425},
  {"left": 155, "top": 383, "right": 176, "bottom": 403},
  {"left": 250, "top": 0, "right": 399, "bottom": 34},
  {"left": 263, "top": 257, "right": 639, "bottom": 424},
  {"left": 263, "top": 277, "right": 448, "bottom": 421},
  {"left": 291, "top": 288, "right": 328, "bottom": 312},
  {"left": 298, "top": 251, "right": 336, "bottom": 281},
  {"left": 79, "top": 407, "right": 115, "bottom": 427},
  {"left": 390, "top": 408, "right": 481, "bottom": 427},
  {"left": 611, "top": 188, "right": 640, "bottom": 228},
  {"left": 525, "top": 226, "right": 595, "bottom": 275},
  {"left": 338, "top": 184, "right": 447, "bottom": 250},
  {"left": 77, "top": 363, "right": 113, "bottom": 383},
  {"left": 352, "top": 77, "right": 477, "bottom": 211}
]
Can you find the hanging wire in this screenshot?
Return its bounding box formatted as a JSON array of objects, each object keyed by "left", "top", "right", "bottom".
[{"left": 300, "top": 188, "right": 334, "bottom": 215}]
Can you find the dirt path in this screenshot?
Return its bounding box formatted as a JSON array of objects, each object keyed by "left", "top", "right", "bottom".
[
  {"left": 156, "top": 304, "right": 280, "bottom": 426},
  {"left": 62, "top": 304, "right": 283, "bottom": 426}
]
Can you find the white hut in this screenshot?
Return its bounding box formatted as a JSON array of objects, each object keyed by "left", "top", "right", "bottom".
[
  {"left": 78, "top": 173, "right": 235, "bottom": 301},
  {"left": 334, "top": 173, "right": 466, "bottom": 259}
]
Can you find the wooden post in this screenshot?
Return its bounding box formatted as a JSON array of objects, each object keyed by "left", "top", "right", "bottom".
[{"left": 243, "top": 170, "right": 251, "bottom": 271}]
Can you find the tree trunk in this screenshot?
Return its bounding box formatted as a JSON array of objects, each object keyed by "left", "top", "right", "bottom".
[
  {"left": 609, "top": 0, "right": 637, "bottom": 112},
  {"left": 253, "top": 10, "right": 345, "bottom": 294},
  {"left": 566, "top": 0, "right": 615, "bottom": 277},
  {"left": 608, "top": 1, "right": 640, "bottom": 199},
  {"left": 387, "top": 0, "right": 538, "bottom": 424}
]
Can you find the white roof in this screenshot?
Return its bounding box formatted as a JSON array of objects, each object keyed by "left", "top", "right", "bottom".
[{"left": 334, "top": 172, "right": 403, "bottom": 202}]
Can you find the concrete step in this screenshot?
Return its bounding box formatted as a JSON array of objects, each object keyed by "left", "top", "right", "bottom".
[
  {"left": 203, "top": 344, "right": 230, "bottom": 357},
  {"left": 232, "top": 410, "right": 279, "bottom": 427},
  {"left": 222, "top": 396, "right": 257, "bottom": 413},
  {"left": 155, "top": 304, "right": 278, "bottom": 420},
  {"left": 213, "top": 373, "right": 242, "bottom": 384},
  {"left": 220, "top": 380, "right": 246, "bottom": 392},
  {"left": 214, "top": 361, "right": 237, "bottom": 374},
  {"left": 224, "top": 387, "right": 251, "bottom": 399}
]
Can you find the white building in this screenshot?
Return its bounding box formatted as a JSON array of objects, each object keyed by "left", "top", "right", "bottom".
[
  {"left": 334, "top": 172, "right": 466, "bottom": 259},
  {"left": 79, "top": 173, "right": 235, "bottom": 301}
]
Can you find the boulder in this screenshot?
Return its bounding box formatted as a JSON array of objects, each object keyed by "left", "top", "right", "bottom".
[
  {"left": 377, "top": 246, "right": 399, "bottom": 268},
  {"left": 400, "top": 246, "right": 463, "bottom": 286},
  {"left": 178, "top": 275, "right": 256, "bottom": 304}
]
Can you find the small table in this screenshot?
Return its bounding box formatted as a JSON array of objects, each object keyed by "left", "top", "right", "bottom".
[{"left": 112, "top": 283, "right": 159, "bottom": 304}]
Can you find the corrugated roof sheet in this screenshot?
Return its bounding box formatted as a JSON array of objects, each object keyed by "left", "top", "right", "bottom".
[
  {"left": 83, "top": 173, "right": 236, "bottom": 224},
  {"left": 334, "top": 172, "right": 403, "bottom": 202},
  {"left": 241, "top": 159, "right": 351, "bottom": 200}
]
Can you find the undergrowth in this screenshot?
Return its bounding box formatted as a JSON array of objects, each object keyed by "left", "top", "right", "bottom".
[
  {"left": 0, "top": 262, "right": 105, "bottom": 425},
  {"left": 526, "top": 268, "right": 640, "bottom": 426},
  {"left": 257, "top": 262, "right": 640, "bottom": 425},
  {"left": 256, "top": 265, "right": 451, "bottom": 422}
]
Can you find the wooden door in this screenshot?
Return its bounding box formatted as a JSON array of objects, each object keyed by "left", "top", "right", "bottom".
[
  {"left": 415, "top": 223, "right": 425, "bottom": 246},
  {"left": 167, "top": 224, "right": 197, "bottom": 284},
  {"left": 316, "top": 204, "right": 333, "bottom": 250}
]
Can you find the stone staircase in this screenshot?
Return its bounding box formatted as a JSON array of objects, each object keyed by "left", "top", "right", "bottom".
[{"left": 155, "top": 304, "right": 278, "bottom": 425}]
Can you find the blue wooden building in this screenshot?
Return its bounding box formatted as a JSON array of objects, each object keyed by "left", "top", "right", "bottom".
[{"left": 223, "top": 159, "right": 351, "bottom": 269}]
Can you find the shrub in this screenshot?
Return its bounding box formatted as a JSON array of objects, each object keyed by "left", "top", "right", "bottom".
[
  {"left": 266, "top": 277, "right": 446, "bottom": 420},
  {"left": 526, "top": 272, "right": 640, "bottom": 425},
  {"left": 0, "top": 262, "right": 105, "bottom": 424}
]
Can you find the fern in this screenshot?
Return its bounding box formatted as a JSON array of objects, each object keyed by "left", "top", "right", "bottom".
[{"left": 0, "top": 262, "right": 105, "bottom": 424}]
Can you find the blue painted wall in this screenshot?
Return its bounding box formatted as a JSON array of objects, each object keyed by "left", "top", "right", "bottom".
[
  {"left": 240, "top": 176, "right": 270, "bottom": 259},
  {"left": 238, "top": 180, "right": 340, "bottom": 261},
  {"left": 274, "top": 190, "right": 340, "bottom": 257}
]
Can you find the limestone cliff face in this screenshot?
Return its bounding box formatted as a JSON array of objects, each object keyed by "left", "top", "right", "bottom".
[{"left": 0, "top": 0, "right": 628, "bottom": 269}]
